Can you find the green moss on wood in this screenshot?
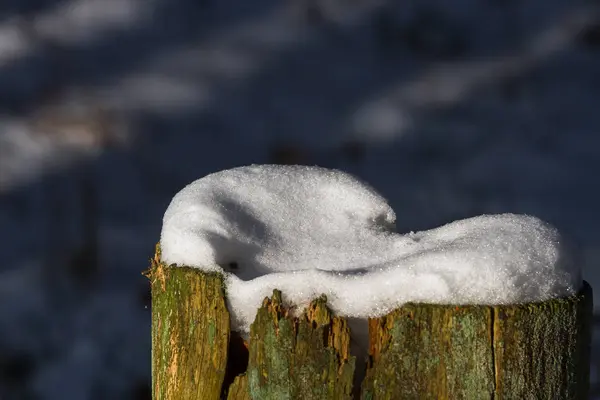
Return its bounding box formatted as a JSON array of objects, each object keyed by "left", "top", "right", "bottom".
[
  {"left": 246, "top": 292, "right": 356, "bottom": 400},
  {"left": 361, "top": 282, "right": 593, "bottom": 400},
  {"left": 492, "top": 281, "right": 593, "bottom": 399},
  {"left": 361, "top": 304, "right": 494, "bottom": 399},
  {"left": 145, "top": 245, "right": 230, "bottom": 400},
  {"left": 146, "top": 243, "right": 592, "bottom": 400}
]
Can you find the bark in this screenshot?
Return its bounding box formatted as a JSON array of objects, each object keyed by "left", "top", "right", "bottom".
[
  {"left": 245, "top": 291, "right": 356, "bottom": 400},
  {"left": 361, "top": 282, "right": 593, "bottom": 400},
  {"left": 492, "top": 281, "right": 592, "bottom": 399},
  {"left": 227, "top": 375, "right": 251, "bottom": 400},
  {"left": 145, "top": 247, "right": 230, "bottom": 400},
  {"left": 146, "top": 245, "right": 592, "bottom": 400}
]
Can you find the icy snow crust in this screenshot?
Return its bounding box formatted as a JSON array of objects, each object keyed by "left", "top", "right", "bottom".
[{"left": 161, "top": 165, "right": 580, "bottom": 334}]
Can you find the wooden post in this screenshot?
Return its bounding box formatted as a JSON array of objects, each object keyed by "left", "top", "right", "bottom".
[
  {"left": 144, "top": 247, "right": 230, "bottom": 399},
  {"left": 146, "top": 247, "right": 593, "bottom": 399},
  {"left": 237, "top": 291, "right": 355, "bottom": 400}
]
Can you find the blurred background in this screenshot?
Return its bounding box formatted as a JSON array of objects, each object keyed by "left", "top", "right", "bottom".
[{"left": 0, "top": 0, "right": 599, "bottom": 398}]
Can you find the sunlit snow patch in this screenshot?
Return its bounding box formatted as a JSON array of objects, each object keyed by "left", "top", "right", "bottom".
[{"left": 160, "top": 165, "right": 581, "bottom": 335}]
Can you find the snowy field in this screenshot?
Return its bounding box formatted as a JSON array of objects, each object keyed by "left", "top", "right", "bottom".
[{"left": 0, "top": 0, "right": 599, "bottom": 398}]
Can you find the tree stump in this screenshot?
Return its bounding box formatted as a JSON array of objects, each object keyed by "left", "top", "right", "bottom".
[{"left": 146, "top": 247, "right": 593, "bottom": 399}]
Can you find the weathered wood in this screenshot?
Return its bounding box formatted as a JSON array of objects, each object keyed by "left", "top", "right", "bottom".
[
  {"left": 246, "top": 291, "right": 356, "bottom": 399},
  {"left": 492, "top": 281, "right": 592, "bottom": 399},
  {"left": 147, "top": 244, "right": 592, "bottom": 399},
  {"left": 145, "top": 247, "right": 230, "bottom": 400},
  {"left": 146, "top": 249, "right": 356, "bottom": 400},
  {"left": 361, "top": 282, "right": 593, "bottom": 399},
  {"left": 362, "top": 304, "right": 494, "bottom": 399},
  {"left": 227, "top": 375, "right": 251, "bottom": 400}
]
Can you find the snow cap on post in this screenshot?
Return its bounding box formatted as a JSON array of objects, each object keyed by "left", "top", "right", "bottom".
[{"left": 159, "top": 164, "right": 581, "bottom": 335}]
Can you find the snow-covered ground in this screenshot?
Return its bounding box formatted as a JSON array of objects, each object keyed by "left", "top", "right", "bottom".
[{"left": 1, "top": 0, "right": 599, "bottom": 398}]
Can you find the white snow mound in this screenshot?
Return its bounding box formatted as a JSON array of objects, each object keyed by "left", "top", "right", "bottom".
[{"left": 160, "top": 164, "right": 581, "bottom": 334}]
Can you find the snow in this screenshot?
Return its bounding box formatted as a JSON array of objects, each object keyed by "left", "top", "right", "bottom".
[
  {"left": 161, "top": 165, "right": 580, "bottom": 334},
  {"left": 32, "top": 0, "right": 151, "bottom": 45}
]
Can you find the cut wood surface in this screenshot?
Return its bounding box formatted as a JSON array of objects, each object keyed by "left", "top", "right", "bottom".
[{"left": 146, "top": 248, "right": 592, "bottom": 400}]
